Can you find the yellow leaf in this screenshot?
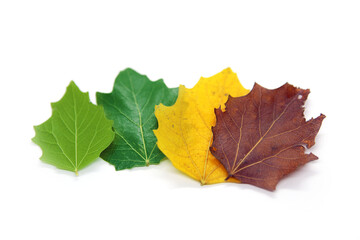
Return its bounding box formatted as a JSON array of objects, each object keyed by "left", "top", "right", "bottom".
[{"left": 154, "top": 68, "right": 249, "bottom": 184}]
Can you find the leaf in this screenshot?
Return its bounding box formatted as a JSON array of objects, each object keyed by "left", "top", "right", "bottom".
[
  {"left": 154, "top": 68, "right": 249, "bottom": 184},
  {"left": 96, "top": 68, "right": 178, "bottom": 170},
  {"left": 32, "top": 81, "right": 115, "bottom": 175},
  {"left": 211, "top": 83, "right": 325, "bottom": 190}
]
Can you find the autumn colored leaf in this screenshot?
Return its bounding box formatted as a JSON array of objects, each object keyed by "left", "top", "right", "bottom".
[
  {"left": 154, "top": 68, "right": 249, "bottom": 184},
  {"left": 32, "top": 81, "right": 115, "bottom": 175},
  {"left": 96, "top": 68, "right": 178, "bottom": 170},
  {"left": 211, "top": 83, "right": 325, "bottom": 190}
]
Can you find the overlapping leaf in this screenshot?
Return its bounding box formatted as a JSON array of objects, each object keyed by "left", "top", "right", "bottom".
[
  {"left": 96, "top": 68, "right": 178, "bottom": 170},
  {"left": 32, "top": 68, "right": 325, "bottom": 191},
  {"left": 154, "top": 68, "right": 249, "bottom": 184},
  {"left": 211, "top": 83, "right": 325, "bottom": 190},
  {"left": 32, "top": 81, "right": 115, "bottom": 175}
]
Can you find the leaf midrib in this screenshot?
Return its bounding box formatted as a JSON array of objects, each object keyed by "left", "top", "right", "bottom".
[
  {"left": 127, "top": 71, "right": 149, "bottom": 164},
  {"left": 72, "top": 88, "right": 79, "bottom": 175}
]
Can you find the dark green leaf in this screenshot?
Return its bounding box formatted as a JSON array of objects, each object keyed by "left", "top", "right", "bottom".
[{"left": 96, "top": 68, "right": 178, "bottom": 170}]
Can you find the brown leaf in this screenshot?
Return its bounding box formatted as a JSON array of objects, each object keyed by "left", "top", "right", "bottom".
[{"left": 211, "top": 83, "right": 325, "bottom": 191}]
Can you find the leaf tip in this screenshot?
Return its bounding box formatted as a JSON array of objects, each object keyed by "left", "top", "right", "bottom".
[
  {"left": 221, "top": 67, "right": 234, "bottom": 74},
  {"left": 67, "top": 80, "right": 80, "bottom": 92}
]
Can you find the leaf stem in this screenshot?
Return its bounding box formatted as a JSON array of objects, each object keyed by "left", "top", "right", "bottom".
[{"left": 225, "top": 175, "right": 232, "bottom": 181}]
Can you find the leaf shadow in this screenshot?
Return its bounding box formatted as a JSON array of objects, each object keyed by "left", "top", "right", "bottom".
[
  {"left": 155, "top": 160, "right": 276, "bottom": 195},
  {"left": 36, "top": 154, "right": 105, "bottom": 179},
  {"left": 148, "top": 159, "right": 203, "bottom": 189},
  {"left": 163, "top": 161, "right": 319, "bottom": 197}
]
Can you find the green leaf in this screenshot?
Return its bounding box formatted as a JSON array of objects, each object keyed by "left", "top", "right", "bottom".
[
  {"left": 96, "top": 68, "right": 178, "bottom": 170},
  {"left": 32, "top": 81, "right": 115, "bottom": 175}
]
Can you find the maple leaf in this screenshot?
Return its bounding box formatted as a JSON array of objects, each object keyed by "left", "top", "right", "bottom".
[
  {"left": 154, "top": 68, "right": 249, "bottom": 184},
  {"left": 96, "top": 68, "right": 178, "bottom": 170},
  {"left": 32, "top": 81, "right": 115, "bottom": 175},
  {"left": 211, "top": 83, "right": 325, "bottom": 190}
]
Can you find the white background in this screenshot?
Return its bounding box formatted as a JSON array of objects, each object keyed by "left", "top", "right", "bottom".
[{"left": 1, "top": 0, "right": 359, "bottom": 239}]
